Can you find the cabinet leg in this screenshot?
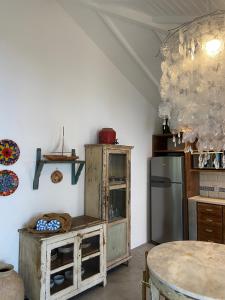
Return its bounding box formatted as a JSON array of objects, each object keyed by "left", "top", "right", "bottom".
[
  {"left": 123, "top": 261, "right": 129, "bottom": 267},
  {"left": 150, "top": 283, "right": 160, "bottom": 300},
  {"left": 103, "top": 278, "right": 107, "bottom": 287}
]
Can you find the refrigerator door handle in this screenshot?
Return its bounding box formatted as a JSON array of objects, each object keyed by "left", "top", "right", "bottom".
[{"left": 151, "top": 176, "right": 171, "bottom": 188}]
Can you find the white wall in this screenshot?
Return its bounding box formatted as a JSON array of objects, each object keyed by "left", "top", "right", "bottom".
[{"left": 0, "top": 0, "right": 159, "bottom": 269}]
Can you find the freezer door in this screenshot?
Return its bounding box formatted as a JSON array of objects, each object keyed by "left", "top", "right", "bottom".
[
  {"left": 151, "top": 182, "right": 183, "bottom": 243},
  {"left": 151, "top": 156, "right": 183, "bottom": 183}
]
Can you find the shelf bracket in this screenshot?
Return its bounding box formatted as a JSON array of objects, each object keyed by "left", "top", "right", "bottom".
[
  {"left": 71, "top": 149, "right": 85, "bottom": 185},
  {"left": 33, "top": 148, "right": 44, "bottom": 190}
]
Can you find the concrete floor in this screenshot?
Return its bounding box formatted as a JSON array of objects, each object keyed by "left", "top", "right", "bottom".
[{"left": 71, "top": 243, "right": 154, "bottom": 300}]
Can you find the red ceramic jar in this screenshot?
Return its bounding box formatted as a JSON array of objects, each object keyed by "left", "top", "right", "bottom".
[{"left": 99, "top": 128, "right": 116, "bottom": 144}]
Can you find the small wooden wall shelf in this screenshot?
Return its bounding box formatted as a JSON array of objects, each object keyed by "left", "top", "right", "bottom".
[{"left": 33, "top": 148, "right": 85, "bottom": 189}]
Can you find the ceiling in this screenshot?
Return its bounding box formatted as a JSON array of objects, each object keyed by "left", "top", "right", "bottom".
[{"left": 58, "top": 0, "right": 225, "bottom": 107}]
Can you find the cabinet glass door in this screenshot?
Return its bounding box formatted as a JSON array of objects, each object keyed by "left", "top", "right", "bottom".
[
  {"left": 46, "top": 238, "right": 77, "bottom": 298},
  {"left": 108, "top": 153, "right": 127, "bottom": 185},
  {"left": 107, "top": 151, "right": 129, "bottom": 223},
  {"left": 78, "top": 229, "right": 104, "bottom": 287},
  {"left": 108, "top": 188, "right": 127, "bottom": 222}
]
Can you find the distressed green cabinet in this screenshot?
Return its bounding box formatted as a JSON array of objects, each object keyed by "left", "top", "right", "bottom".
[{"left": 84, "top": 144, "right": 133, "bottom": 270}]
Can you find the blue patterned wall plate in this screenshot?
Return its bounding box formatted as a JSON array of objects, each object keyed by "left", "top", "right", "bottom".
[
  {"left": 0, "top": 139, "right": 20, "bottom": 165},
  {"left": 0, "top": 170, "right": 19, "bottom": 196}
]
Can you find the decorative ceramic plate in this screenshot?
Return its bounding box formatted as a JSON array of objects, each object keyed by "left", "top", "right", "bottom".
[
  {"left": 0, "top": 139, "right": 20, "bottom": 165},
  {"left": 0, "top": 170, "right": 19, "bottom": 196}
]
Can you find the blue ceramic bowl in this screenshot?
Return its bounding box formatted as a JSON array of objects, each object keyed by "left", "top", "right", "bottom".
[{"left": 54, "top": 274, "right": 64, "bottom": 285}]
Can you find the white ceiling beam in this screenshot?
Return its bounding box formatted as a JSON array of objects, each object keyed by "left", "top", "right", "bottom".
[
  {"left": 80, "top": 1, "right": 174, "bottom": 32},
  {"left": 98, "top": 12, "right": 160, "bottom": 89}
]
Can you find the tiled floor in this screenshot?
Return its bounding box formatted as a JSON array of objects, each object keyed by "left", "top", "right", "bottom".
[{"left": 71, "top": 243, "right": 154, "bottom": 300}]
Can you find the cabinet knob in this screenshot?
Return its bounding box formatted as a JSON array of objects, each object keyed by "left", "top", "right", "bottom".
[{"left": 206, "top": 218, "right": 213, "bottom": 222}]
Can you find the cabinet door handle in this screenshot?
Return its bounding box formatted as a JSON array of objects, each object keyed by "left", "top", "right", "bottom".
[
  {"left": 205, "top": 208, "right": 213, "bottom": 212},
  {"left": 205, "top": 229, "right": 213, "bottom": 233},
  {"left": 207, "top": 240, "right": 213, "bottom": 242},
  {"left": 206, "top": 218, "right": 213, "bottom": 222}
]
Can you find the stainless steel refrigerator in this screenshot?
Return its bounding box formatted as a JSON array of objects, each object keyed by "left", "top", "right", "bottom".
[{"left": 150, "top": 156, "right": 184, "bottom": 244}]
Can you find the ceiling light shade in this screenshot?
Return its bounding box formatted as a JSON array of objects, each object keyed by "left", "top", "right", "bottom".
[{"left": 159, "top": 11, "right": 225, "bottom": 152}]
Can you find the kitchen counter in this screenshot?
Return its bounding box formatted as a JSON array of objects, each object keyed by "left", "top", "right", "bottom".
[{"left": 189, "top": 195, "right": 225, "bottom": 206}]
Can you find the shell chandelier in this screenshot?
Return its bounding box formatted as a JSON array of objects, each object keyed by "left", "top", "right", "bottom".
[{"left": 159, "top": 10, "right": 225, "bottom": 153}]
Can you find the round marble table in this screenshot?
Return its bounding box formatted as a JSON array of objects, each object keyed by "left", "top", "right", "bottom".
[{"left": 147, "top": 241, "right": 225, "bottom": 300}]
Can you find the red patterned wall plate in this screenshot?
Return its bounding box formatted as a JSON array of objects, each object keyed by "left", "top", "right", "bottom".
[
  {"left": 0, "top": 139, "right": 20, "bottom": 165},
  {"left": 0, "top": 170, "right": 19, "bottom": 196}
]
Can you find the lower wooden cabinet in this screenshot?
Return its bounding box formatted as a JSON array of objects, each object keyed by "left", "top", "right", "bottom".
[
  {"left": 107, "top": 220, "right": 128, "bottom": 265},
  {"left": 197, "top": 203, "right": 223, "bottom": 243},
  {"left": 19, "top": 216, "right": 106, "bottom": 300}
]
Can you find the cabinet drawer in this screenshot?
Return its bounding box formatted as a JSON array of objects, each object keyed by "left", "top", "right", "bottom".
[
  {"left": 197, "top": 212, "right": 222, "bottom": 226},
  {"left": 198, "top": 224, "right": 222, "bottom": 243},
  {"left": 198, "top": 233, "right": 222, "bottom": 243},
  {"left": 197, "top": 203, "right": 222, "bottom": 218},
  {"left": 223, "top": 209, "right": 225, "bottom": 243}
]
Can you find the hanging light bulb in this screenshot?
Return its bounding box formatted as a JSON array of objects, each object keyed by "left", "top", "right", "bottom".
[{"left": 204, "top": 39, "right": 224, "bottom": 57}]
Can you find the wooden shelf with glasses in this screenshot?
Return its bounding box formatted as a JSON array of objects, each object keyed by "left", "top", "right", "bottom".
[
  {"left": 190, "top": 168, "right": 225, "bottom": 172},
  {"left": 191, "top": 151, "right": 225, "bottom": 172},
  {"left": 152, "top": 134, "right": 185, "bottom": 156}
]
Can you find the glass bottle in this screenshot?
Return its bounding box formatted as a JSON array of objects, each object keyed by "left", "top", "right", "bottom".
[{"left": 162, "top": 118, "right": 171, "bottom": 134}]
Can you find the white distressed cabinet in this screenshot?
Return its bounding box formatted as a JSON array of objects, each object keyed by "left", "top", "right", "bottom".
[
  {"left": 19, "top": 216, "right": 106, "bottom": 300},
  {"left": 85, "top": 144, "right": 133, "bottom": 269}
]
